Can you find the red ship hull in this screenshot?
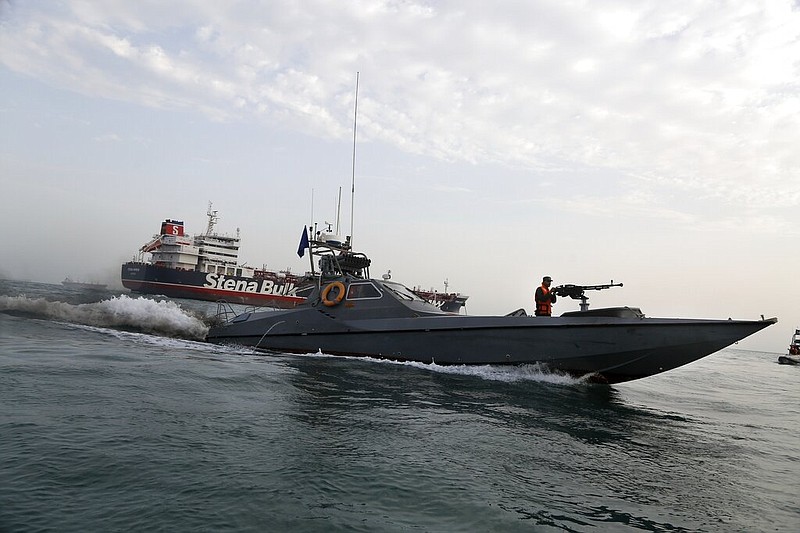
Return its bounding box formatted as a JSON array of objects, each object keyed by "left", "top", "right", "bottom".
[{"left": 121, "top": 262, "right": 311, "bottom": 308}]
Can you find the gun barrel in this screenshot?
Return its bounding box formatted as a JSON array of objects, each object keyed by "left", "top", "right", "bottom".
[
  {"left": 552, "top": 282, "right": 623, "bottom": 299},
  {"left": 580, "top": 282, "right": 623, "bottom": 291}
]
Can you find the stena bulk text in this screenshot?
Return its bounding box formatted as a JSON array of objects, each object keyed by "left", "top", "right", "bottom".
[{"left": 203, "top": 273, "right": 298, "bottom": 296}]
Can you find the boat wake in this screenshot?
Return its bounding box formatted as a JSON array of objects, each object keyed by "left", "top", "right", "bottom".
[
  {"left": 301, "top": 351, "right": 585, "bottom": 385},
  {"left": 403, "top": 359, "right": 585, "bottom": 385},
  {"left": 0, "top": 294, "right": 209, "bottom": 341}
]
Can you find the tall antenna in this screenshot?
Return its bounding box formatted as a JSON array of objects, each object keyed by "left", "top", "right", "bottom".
[
  {"left": 335, "top": 186, "right": 342, "bottom": 235},
  {"left": 310, "top": 188, "right": 314, "bottom": 231},
  {"left": 350, "top": 71, "right": 359, "bottom": 247}
]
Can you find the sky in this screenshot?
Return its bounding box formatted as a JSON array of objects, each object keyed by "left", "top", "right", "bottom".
[{"left": 1, "top": 0, "right": 798, "bottom": 351}]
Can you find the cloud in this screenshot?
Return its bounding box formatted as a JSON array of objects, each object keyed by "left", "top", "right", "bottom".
[
  {"left": 1, "top": 0, "right": 799, "bottom": 214},
  {"left": 93, "top": 133, "right": 121, "bottom": 142}
]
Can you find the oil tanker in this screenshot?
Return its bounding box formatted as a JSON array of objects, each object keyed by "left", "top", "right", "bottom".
[
  {"left": 121, "top": 204, "right": 467, "bottom": 311},
  {"left": 121, "top": 205, "right": 312, "bottom": 307}
]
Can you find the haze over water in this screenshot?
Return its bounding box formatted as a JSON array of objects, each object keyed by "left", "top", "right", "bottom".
[{"left": 1, "top": 280, "right": 798, "bottom": 532}]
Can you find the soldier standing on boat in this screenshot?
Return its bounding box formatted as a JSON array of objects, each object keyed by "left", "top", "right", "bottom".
[{"left": 535, "top": 276, "right": 557, "bottom": 316}]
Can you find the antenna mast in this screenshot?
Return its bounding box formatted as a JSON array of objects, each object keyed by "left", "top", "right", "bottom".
[
  {"left": 310, "top": 188, "right": 315, "bottom": 232},
  {"left": 335, "top": 186, "right": 342, "bottom": 236},
  {"left": 350, "top": 71, "right": 359, "bottom": 247},
  {"left": 205, "top": 201, "right": 218, "bottom": 236}
]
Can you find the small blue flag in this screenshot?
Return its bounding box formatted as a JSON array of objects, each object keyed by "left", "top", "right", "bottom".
[{"left": 297, "top": 226, "right": 310, "bottom": 257}]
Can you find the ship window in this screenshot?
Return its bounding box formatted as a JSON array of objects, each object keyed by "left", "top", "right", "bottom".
[
  {"left": 346, "top": 282, "right": 382, "bottom": 300},
  {"left": 236, "top": 268, "right": 242, "bottom": 276}
]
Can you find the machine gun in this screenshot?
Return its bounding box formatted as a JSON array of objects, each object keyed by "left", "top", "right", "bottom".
[{"left": 551, "top": 281, "right": 623, "bottom": 312}]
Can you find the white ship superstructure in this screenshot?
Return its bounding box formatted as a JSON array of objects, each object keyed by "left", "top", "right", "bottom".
[{"left": 138, "top": 204, "right": 262, "bottom": 278}]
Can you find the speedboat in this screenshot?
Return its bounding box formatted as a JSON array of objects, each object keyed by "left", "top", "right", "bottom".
[
  {"left": 206, "top": 235, "right": 776, "bottom": 384},
  {"left": 778, "top": 328, "right": 800, "bottom": 365}
]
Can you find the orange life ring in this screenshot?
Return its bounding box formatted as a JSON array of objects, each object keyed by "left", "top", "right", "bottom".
[{"left": 321, "top": 281, "right": 346, "bottom": 307}]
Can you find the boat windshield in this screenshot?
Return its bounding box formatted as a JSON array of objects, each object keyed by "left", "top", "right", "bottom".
[{"left": 381, "top": 281, "right": 425, "bottom": 302}]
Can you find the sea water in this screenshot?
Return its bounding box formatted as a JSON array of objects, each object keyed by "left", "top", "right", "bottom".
[{"left": 1, "top": 280, "right": 798, "bottom": 532}]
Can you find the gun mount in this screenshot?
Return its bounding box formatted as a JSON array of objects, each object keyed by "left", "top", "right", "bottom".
[{"left": 552, "top": 281, "right": 623, "bottom": 312}]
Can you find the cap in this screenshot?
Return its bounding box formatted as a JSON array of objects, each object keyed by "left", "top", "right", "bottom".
[{"left": 543, "top": 276, "right": 552, "bottom": 282}]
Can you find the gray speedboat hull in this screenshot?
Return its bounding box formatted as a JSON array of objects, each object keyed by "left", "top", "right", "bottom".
[{"left": 207, "top": 306, "right": 775, "bottom": 384}]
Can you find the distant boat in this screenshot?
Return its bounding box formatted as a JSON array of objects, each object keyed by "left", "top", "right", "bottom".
[
  {"left": 778, "top": 328, "right": 800, "bottom": 365},
  {"left": 62, "top": 278, "right": 107, "bottom": 290}
]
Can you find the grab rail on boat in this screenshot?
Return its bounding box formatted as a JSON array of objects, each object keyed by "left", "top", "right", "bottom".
[
  {"left": 213, "top": 300, "right": 238, "bottom": 324},
  {"left": 212, "top": 300, "right": 262, "bottom": 324}
]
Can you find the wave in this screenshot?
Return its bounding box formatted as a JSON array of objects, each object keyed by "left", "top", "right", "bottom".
[
  {"left": 406, "top": 360, "right": 584, "bottom": 385},
  {"left": 301, "top": 351, "right": 584, "bottom": 385},
  {"left": 0, "top": 294, "right": 209, "bottom": 341}
]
